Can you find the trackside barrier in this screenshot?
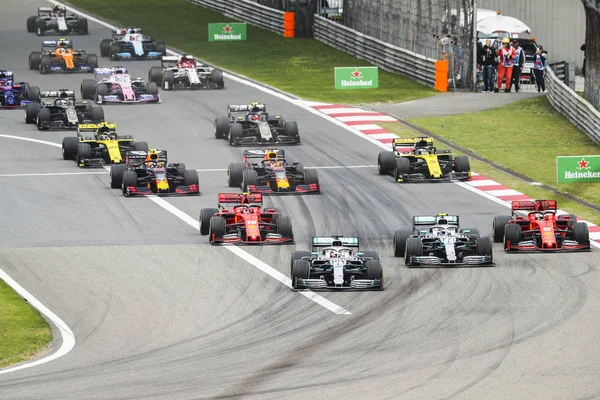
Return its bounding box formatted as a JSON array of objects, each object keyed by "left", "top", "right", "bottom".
[
  {"left": 187, "top": 0, "right": 286, "bottom": 35},
  {"left": 283, "top": 12, "right": 295, "bottom": 38},
  {"left": 435, "top": 61, "right": 448, "bottom": 92},
  {"left": 312, "top": 15, "right": 436, "bottom": 87},
  {"left": 546, "top": 66, "right": 600, "bottom": 145}
]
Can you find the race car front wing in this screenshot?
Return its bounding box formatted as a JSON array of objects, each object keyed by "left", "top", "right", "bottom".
[{"left": 246, "top": 183, "right": 320, "bottom": 195}]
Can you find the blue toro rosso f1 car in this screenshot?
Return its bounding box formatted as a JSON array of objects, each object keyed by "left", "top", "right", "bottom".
[{"left": 0, "top": 71, "right": 41, "bottom": 109}]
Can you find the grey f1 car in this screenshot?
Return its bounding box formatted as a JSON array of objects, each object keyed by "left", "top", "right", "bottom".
[
  {"left": 290, "top": 236, "right": 383, "bottom": 290},
  {"left": 25, "top": 89, "right": 104, "bottom": 130},
  {"left": 214, "top": 102, "right": 300, "bottom": 146},
  {"left": 393, "top": 213, "right": 493, "bottom": 267}
]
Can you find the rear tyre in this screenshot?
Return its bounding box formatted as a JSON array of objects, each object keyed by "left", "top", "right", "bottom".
[
  {"left": 62, "top": 137, "right": 79, "bottom": 160},
  {"left": 229, "top": 122, "right": 243, "bottom": 145},
  {"left": 25, "top": 102, "right": 40, "bottom": 123},
  {"left": 199, "top": 208, "right": 219, "bottom": 235},
  {"left": 214, "top": 116, "right": 230, "bottom": 139},
  {"left": 81, "top": 79, "right": 97, "bottom": 100},
  {"left": 460, "top": 228, "right": 480, "bottom": 238},
  {"left": 209, "top": 216, "right": 226, "bottom": 243},
  {"left": 228, "top": 162, "right": 246, "bottom": 188},
  {"left": 277, "top": 215, "right": 293, "bottom": 239},
  {"left": 291, "top": 260, "right": 310, "bottom": 289},
  {"left": 378, "top": 151, "right": 396, "bottom": 175},
  {"left": 573, "top": 222, "right": 590, "bottom": 247},
  {"left": 475, "top": 237, "right": 493, "bottom": 262},
  {"left": 393, "top": 228, "right": 413, "bottom": 257},
  {"left": 365, "top": 260, "right": 384, "bottom": 290},
  {"left": 36, "top": 107, "right": 50, "bottom": 130},
  {"left": 455, "top": 155, "right": 471, "bottom": 173},
  {"left": 134, "top": 141, "right": 149, "bottom": 151},
  {"left": 493, "top": 215, "right": 512, "bottom": 243},
  {"left": 361, "top": 250, "right": 379, "bottom": 261},
  {"left": 504, "top": 223, "right": 521, "bottom": 251},
  {"left": 405, "top": 237, "right": 422, "bottom": 267},
  {"left": 100, "top": 39, "right": 112, "bottom": 57},
  {"left": 110, "top": 164, "right": 127, "bottom": 188}
]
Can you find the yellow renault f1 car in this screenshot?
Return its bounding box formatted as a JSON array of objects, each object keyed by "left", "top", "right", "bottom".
[
  {"left": 61, "top": 121, "right": 149, "bottom": 167},
  {"left": 377, "top": 137, "right": 471, "bottom": 182}
]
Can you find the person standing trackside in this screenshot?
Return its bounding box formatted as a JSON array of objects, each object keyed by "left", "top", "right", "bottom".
[
  {"left": 532, "top": 46, "right": 548, "bottom": 93},
  {"left": 510, "top": 40, "right": 525, "bottom": 92},
  {"left": 480, "top": 40, "right": 496, "bottom": 93},
  {"left": 581, "top": 41, "right": 586, "bottom": 77},
  {"left": 496, "top": 38, "right": 516, "bottom": 93},
  {"left": 440, "top": 34, "right": 451, "bottom": 61}
]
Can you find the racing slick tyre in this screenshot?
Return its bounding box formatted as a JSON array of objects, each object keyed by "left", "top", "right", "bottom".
[
  {"left": 228, "top": 163, "right": 245, "bottom": 188},
  {"left": 460, "top": 228, "right": 480, "bottom": 238},
  {"left": 175, "top": 163, "right": 187, "bottom": 175},
  {"left": 212, "top": 69, "right": 224, "bottom": 89},
  {"left": 455, "top": 155, "right": 471, "bottom": 173},
  {"left": 29, "top": 51, "right": 42, "bottom": 70},
  {"left": 122, "top": 170, "right": 138, "bottom": 196},
  {"left": 39, "top": 55, "right": 51, "bottom": 74},
  {"left": 81, "top": 79, "right": 97, "bottom": 100},
  {"left": 277, "top": 118, "right": 286, "bottom": 128},
  {"left": 214, "top": 116, "right": 230, "bottom": 139},
  {"left": 284, "top": 121, "right": 300, "bottom": 140},
  {"left": 362, "top": 250, "right": 380, "bottom": 262},
  {"left": 77, "top": 17, "right": 89, "bottom": 34},
  {"left": 25, "top": 102, "right": 40, "bottom": 124},
  {"left": 199, "top": 208, "right": 219, "bottom": 235},
  {"left": 134, "top": 141, "right": 149, "bottom": 151},
  {"left": 184, "top": 170, "right": 199, "bottom": 188},
  {"left": 242, "top": 169, "right": 259, "bottom": 190},
  {"left": 149, "top": 66, "right": 163, "bottom": 85},
  {"left": 62, "top": 137, "right": 79, "bottom": 160},
  {"left": 476, "top": 237, "right": 493, "bottom": 262},
  {"left": 304, "top": 169, "right": 319, "bottom": 186},
  {"left": 27, "top": 86, "right": 41, "bottom": 103},
  {"left": 155, "top": 41, "right": 167, "bottom": 55},
  {"left": 277, "top": 215, "right": 293, "bottom": 239},
  {"left": 27, "top": 16, "right": 37, "bottom": 33},
  {"left": 229, "top": 122, "right": 243, "bottom": 145},
  {"left": 573, "top": 222, "right": 590, "bottom": 247},
  {"left": 291, "top": 260, "right": 310, "bottom": 289},
  {"left": 295, "top": 163, "right": 305, "bottom": 174},
  {"left": 562, "top": 213, "right": 578, "bottom": 228},
  {"left": 146, "top": 82, "right": 159, "bottom": 96},
  {"left": 95, "top": 83, "right": 109, "bottom": 100},
  {"left": 109, "top": 164, "right": 127, "bottom": 188},
  {"left": 393, "top": 228, "right": 413, "bottom": 257},
  {"left": 290, "top": 251, "right": 311, "bottom": 275},
  {"left": 86, "top": 54, "right": 98, "bottom": 68},
  {"left": 405, "top": 237, "right": 423, "bottom": 267},
  {"left": 378, "top": 151, "right": 396, "bottom": 175},
  {"left": 365, "top": 260, "right": 384, "bottom": 290},
  {"left": 503, "top": 223, "right": 522, "bottom": 251},
  {"left": 75, "top": 143, "right": 92, "bottom": 165},
  {"left": 90, "top": 106, "right": 104, "bottom": 122},
  {"left": 100, "top": 39, "right": 112, "bottom": 57},
  {"left": 394, "top": 157, "right": 410, "bottom": 181},
  {"left": 110, "top": 42, "right": 121, "bottom": 60},
  {"left": 492, "top": 215, "right": 512, "bottom": 243},
  {"left": 208, "top": 216, "right": 226, "bottom": 243},
  {"left": 36, "top": 107, "right": 50, "bottom": 130},
  {"left": 35, "top": 18, "right": 46, "bottom": 36},
  {"left": 162, "top": 70, "right": 175, "bottom": 90}
]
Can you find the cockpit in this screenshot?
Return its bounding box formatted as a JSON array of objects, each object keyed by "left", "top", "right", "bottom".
[
  {"left": 233, "top": 205, "right": 260, "bottom": 214},
  {"left": 430, "top": 225, "right": 458, "bottom": 236},
  {"left": 528, "top": 211, "right": 556, "bottom": 221},
  {"left": 273, "top": 169, "right": 287, "bottom": 180},
  {"left": 322, "top": 247, "right": 353, "bottom": 259}
]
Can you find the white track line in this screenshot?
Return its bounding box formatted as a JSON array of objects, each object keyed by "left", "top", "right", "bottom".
[{"left": 0, "top": 172, "right": 108, "bottom": 177}]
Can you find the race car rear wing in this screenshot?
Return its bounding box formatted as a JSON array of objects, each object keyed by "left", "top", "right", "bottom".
[
  {"left": 511, "top": 200, "right": 557, "bottom": 213},
  {"left": 311, "top": 236, "right": 359, "bottom": 249},
  {"left": 217, "top": 193, "right": 263, "bottom": 206},
  {"left": 228, "top": 103, "right": 267, "bottom": 113},
  {"left": 38, "top": 6, "right": 65, "bottom": 16},
  {"left": 243, "top": 149, "right": 285, "bottom": 160},
  {"left": 94, "top": 67, "right": 128, "bottom": 79},
  {"left": 0, "top": 71, "right": 13, "bottom": 79},
  {"left": 392, "top": 137, "right": 433, "bottom": 151},
  {"left": 40, "top": 89, "right": 76, "bottom": 99},
  {"left": 413, "top": 214, "right": 459, "bottom": 227},
  {"left": 125, "top": 150, "right": 168, "bottom": 165},
  {"left": 42, "top": 40, "right": 73, "bottom": 49},
  {"left": 112, "top": 28, "right": 143, "bottom": 38}
]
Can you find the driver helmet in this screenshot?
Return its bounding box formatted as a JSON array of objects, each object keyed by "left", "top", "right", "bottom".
[
  {"left": 330, "top": 251, "right": 338, "bottom": 258},
  {"left": 98, "top": 134, "right": 109, "bottom": 141},
  {"left": 414, "top": 148, "right": 427, "bottom": 155},
  {"left": 544, "top": 213, "right": 554, "bottom": 221},
  {"left": 263, "top": 160, "right": 276, "bottom": 168},
  {"left": 145, "top": 161, "right": 158, "bottom": 169},
  {"left": 55, "top": 98, "right": 68, "bottom": 107},
  {"left": 53, "top": 5, "right": 62, "bottom": 12},
  {"left": 129, "top": 28, "right": 137, "bottom": 34},
  {"left": 528, "top": 213, "right": 537, "bottom": 221},
  {"left": 250, "top": 113, "right": 260, "bottom": 121},
  {"left": 180, "top": 55, "right": 189, "bottom": 62}
]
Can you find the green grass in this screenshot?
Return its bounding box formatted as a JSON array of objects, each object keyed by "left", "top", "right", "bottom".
[
  {"left": 67, "top": 0, "right": 436, "bottom": 104},
  {"left": 379, "top": 96, "right": 600, "bottom": 224},
  {"left": 0, "top": 279, "right": 52, "bottom": 368}
]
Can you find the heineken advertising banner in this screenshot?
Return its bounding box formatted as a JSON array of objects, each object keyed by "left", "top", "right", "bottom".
[
  {"left": 334, "top": 66, "right": 379, "bottom": 89},
  {"left": 556, "top": 155, "right": 600, "bottom": 183},
  {"left": 208, "top": 23, "right": 247, "bottom": 41}
]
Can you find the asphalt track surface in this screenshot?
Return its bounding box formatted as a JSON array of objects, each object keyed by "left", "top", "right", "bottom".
[{"left": 1, "top": 1, "right": 599, "bottom": 399}]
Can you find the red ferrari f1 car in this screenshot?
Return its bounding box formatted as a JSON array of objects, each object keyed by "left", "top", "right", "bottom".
[
  {"left": 198, "top": 192, "right": 294, "bottom": 244},
  {"left": 492, "top": 200, "right": 590, "bottom": 252}
]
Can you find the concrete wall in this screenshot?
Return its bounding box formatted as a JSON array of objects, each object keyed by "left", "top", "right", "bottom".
[{"left": 478, "top": 0, "right": 585, "bottom": 71}]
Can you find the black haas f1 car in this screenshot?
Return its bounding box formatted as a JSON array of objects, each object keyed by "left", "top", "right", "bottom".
[
  {"left": 493, "top": 200, "right": 591, "bottom": 252},
  {"left": 227, "top": 149, "right": 320, "bottom": 194},
  {"left": 29, "top": 39, "right": 98, "bottom": 74},
  {"left": 214, "top": 103, "right": 300, "bottom": 146},
  {"left": 148, "top": 55, "right": 224, "bottom": 90},
  {"left": 27, "top": 5, "right": 89, "bottom": 36},
  {"left": 25, "top": 89, "right": 104, "bottom": 130},
  {"left": 62, "top": 122, "right": 149, "bottom": 167},
  {"left": 109, "top": 149, "right": 200, "bottom": 196},
  {"left": 393, "top": 213, "right": 493, "bottom": 267},
  {"left": 199, "top": 192, "right": 294, "bottom": 244},
  {"left": 378, "top": 137, "right": 471, "bottom": 182},
  {"left": 290, "top": 236, "right": 383, "bottom": 290},
  {"left": 100, "top": 28, "right": 166, "bottom": 60}
]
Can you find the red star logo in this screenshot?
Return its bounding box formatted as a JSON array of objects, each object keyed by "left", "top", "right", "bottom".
[
  {"left": 578, "top": 158, "right": 590, "bottom": 169},
  {"left": 224, "top": 25, "right": 232, "bottom": 33},
  {"left": 351, "top": 69, "right": 361, "bottom": 79}
]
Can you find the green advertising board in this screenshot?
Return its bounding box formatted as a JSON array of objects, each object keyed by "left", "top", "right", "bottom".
[
  {"left": 208, "top": 23, "right": 247, "bottom": 41},
  {"left": 334, "top": 66, "right": 379, "bottom": 89},
  {"left": 556, "top": 155, "right": 600, "bottom": 183}
]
